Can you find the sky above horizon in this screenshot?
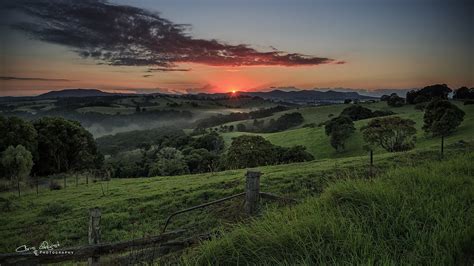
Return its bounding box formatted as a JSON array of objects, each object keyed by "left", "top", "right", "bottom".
[{"left": 0, "top": 0, "right": 472, "bottom": 96}]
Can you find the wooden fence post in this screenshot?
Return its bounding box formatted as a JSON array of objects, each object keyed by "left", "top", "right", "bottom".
[
  {"left": 441, "top": 136, "right": 444, "bottom": 159},
  {"left": 88, "top": 208, "right": 101, "bottom": 266},
  {"left": 35, "top": 175, "right": 39, "bottom": 195},
  {"left": 244, "top": 170, "right": 261, "bottom": 215},
  {"left": 369, "top": 150, "right": 374, "bottom": 177}
]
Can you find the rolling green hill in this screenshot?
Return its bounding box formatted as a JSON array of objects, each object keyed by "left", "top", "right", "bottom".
[
  {"left": 185, "top": 152, "right": 474, "bottom": 265},
  {"left": 1, "top": 145, "right": 469, "bottom": 254},
  {"left": 222, "top": 101, "right": 474, "bottom": 159},
  {"left": 0, "top": 100, "right": 472, "bottom": 264}
]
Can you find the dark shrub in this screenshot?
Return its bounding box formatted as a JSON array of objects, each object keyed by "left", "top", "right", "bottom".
[
  {"left": 278, "top": 145, "right": 314, "bottom": 163},
  {"left": 387, "top": 93, "right": 405, "bottom": 107},
  {"left": 265, "top": 112, "right": 304, "bottom": 132},
  {"left": 236, "top": 123, "right": 246, "bottom": 131},
  {"left": 340, "top": 105, "right": 373, "bottom": 121},
  {"left": 380, "top": 95, "right": 390, "bottom": 101}
]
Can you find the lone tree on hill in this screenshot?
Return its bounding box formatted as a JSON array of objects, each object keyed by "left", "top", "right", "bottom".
[
  {"left": 225, "top": 135, "right": 277, "bottom": 168},
  {"left": 325, "top": 116, "right": 355, "bottom": 151},
  {"left": 422, "top": 100, "right": 465, "bottom": 158},
  {"left": 361, "top": 116, "right": 417, "bottom": 152},
  {"left": 1, "top": 145, "right": 34, "bottom": 197}
]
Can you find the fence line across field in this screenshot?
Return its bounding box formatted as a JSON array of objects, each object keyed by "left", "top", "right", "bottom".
[{"left": 0, "top": 169, "right": 298, "bottom": 265}]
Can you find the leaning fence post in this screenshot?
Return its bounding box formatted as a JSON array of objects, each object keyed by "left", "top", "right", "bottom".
[
  {"left": 88, "top": 208, "right": 101, "bottom": 265},
  {"left": 244, "top": 170, "right": 261, "bottom": 215}
]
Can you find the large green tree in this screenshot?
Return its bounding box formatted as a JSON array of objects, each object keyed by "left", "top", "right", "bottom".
[
  {"left": 423, "top": 100, "right": 465, "bottom": 157},
  {"left": 33, "top": 117, "right": 103, "bottom": 175},
  {"left": 225, "top": 135, "right": 277, "bottom": 169},
  {"left": 0, "top": 115, "right": 38, "bottom": 157},
  {"left": 184, "top": 148, "right": 220, "bottom": 173},
  {"left": 149, "top": 147, "right": 189, "bottom": 176},
  {"left": 1, "top": 145, "right": 34, "bottom": 197},
  {"left": 362, "top": 116, "right": 417, "bottom": 152},
  {"left": 325, "top": 116, "right": 355, "bottom": 151},
  {"left": 192, "top": 132, "right": 225, "bottom": 154}
]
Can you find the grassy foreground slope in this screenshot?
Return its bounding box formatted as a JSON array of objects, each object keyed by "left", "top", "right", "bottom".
[
  {"left": 222, "top": 102, "right": 474, "bottom": 159},
  {"left": 185, "top": 153, "right": 474, "bottom": 265},
  {"left": 0, "top": 148, "right": 463, "bottom": 253}
]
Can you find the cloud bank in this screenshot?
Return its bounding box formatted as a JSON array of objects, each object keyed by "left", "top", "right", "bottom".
[
  {"left": 0, "top": 76, "right": 72, "bottom": 81},
  {"left": 4, "top": 0, "right": 339, "bottom": 69}
]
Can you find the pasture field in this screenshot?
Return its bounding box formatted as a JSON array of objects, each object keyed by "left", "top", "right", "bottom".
[
  {"left": 222, "top": 101, "right": 474, "bottom": 159},
  {"left": 185, "top": 152, "right": 473, "bottom": 265},
  {"left": 1, "top": 145, "right": 467, "bottom": 254}
]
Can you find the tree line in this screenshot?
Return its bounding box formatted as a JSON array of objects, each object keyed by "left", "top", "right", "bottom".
[
  {"left": 194, "top": 106, "right": 289, "bottom": 129},
  {"left": 103, "top": 130, "right": 313, "bottom": 178},
  {"left": 0, "top": 115, "right": 103, "bottom": 195}
]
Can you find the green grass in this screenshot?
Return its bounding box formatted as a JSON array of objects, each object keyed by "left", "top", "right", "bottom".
[
  {"left": 222, "top": 102, "right": 474, "bottom": 159},
  {"left": 184, "top": 152, "right": 474, "bottom": 265},
  {"left": 0, "top": 147, "right": 463, "bottom": 253},
  {"left": 220, "top": 101, "right": 381, "bottom": 129},
  {"left": 1, "top": 100, "right": 472, "bottom": 263}
]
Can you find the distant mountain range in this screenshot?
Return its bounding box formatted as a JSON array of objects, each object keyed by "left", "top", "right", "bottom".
[
  {"left": 37, "top": 89, "right": 117, "bottom": 98},
  {"left": 241, "top": 90, "right": 376, "bottom": 103},
  {"left": 35, "top": 88, "right": 377, "bottom": 103}
]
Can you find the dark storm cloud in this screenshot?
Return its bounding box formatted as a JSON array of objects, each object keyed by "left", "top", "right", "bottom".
[
  {"left": 148, "top": 68, "right": 191, "bottom": 72},
  {"left": 3, "top": 0, "right": 338, "bottom": 69},
  {"left": 0, "top": 76, "right": 72, "bottom": 81}
]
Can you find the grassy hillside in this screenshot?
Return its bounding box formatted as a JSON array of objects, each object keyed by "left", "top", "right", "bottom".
[
  {"left": 222, "top": 102, "right": 474, "bottom": 159},
  {"left": 0, "top": 146, "right": 465, "bottom": 253},
  {"left": 1, "top": 100, "right": 472, "bottom": 263},
  {"left": 185, "top": 153, "right": 474, "bottom": 265}
]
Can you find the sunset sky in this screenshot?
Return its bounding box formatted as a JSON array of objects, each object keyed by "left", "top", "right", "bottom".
[{"left": 0, "top": 0, "right": 472, "bottom": 96}]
